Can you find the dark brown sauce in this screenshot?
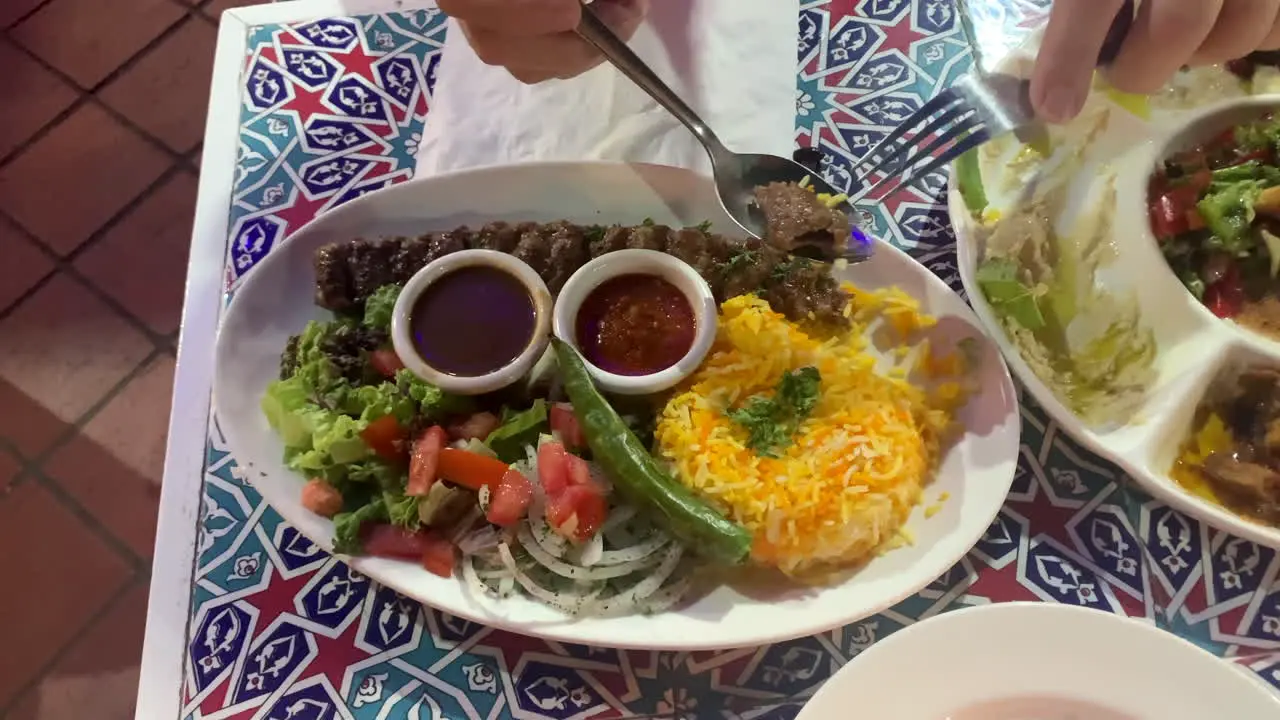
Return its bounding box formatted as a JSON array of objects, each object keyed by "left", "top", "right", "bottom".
[
  {"left": 410, "top": 266, "right": 535, "bottom": 376},
  {"left": 575, "top": 274, "right": 695, "bottom": 376}
]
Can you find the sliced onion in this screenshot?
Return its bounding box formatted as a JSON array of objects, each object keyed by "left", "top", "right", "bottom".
[
  {"left": 595, "top": 534, "right": 669, "bottom": 566},
  {"left": 633, "top": 577, "right": 692, "bottom": 615},
  {"left": 589, "top": 544, "right": 686, "bottom": 616},
  {"left": 458, "top": 525, "right": 501, "bottom": 555},
  {"left": 600, "top": 505, "right": 637, "bottom": 534},
  {"left": 565, "top": 530, "right": 604, "bottom": 567},
  {"left": 516, "top": 525, "right": 659, "bottom": 581},
  {"left": 461, "top": 553, "right": 491, "bottom": 597},
  {"left": 498, "top": 542, "right": 601, "bottom": 614}
]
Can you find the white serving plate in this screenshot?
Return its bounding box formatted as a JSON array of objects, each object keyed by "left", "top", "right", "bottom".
[
  {"left": 952, "top": 67, "right": 1280, "bottom": 548},
  {"left": 796, "top": 603, "right": 1280, "bottom": 719},
  {"left": 214, "top": 161, "right": 1020, "bottom": 649}
]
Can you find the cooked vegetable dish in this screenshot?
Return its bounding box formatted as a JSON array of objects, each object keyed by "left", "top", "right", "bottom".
[
  {"left": 1172, "top": 366, "right": 1280, "bottom": 526},
  {"left": 1151, "top": 113, "right": 1280, "bottom": 333}
]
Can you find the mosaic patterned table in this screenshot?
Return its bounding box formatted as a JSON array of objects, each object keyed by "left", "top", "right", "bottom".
[{"left": 184, "top": 1, "right": 1280, "bottom": 718}]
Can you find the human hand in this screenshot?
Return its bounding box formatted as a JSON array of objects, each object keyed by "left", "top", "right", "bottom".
[
  {"left": 1032, "top": 0, "right": 1280, "bottom": 123},
  {"left": 439, "top": 0, "right": 649, "bottom": 84}
]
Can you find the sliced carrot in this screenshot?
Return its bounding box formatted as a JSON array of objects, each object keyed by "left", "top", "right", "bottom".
[{"left": 436, "top": 448, "right": 509, "bottom": 491}]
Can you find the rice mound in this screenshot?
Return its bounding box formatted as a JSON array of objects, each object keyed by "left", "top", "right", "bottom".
[{"left": 654, "top": 291, "right": 963, "bottom": 576}]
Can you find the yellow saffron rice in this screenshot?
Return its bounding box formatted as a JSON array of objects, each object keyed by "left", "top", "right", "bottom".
[{"left": 654, "top": 289, "right": 965, "bottom": 576}]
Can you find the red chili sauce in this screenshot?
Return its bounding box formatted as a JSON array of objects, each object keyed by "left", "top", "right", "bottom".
[
  {"left": 411, "top": 266, "right": 536, "bottom": 376},
  {"left": 575, "top": 274, "right": 695, "bottom": 376}
]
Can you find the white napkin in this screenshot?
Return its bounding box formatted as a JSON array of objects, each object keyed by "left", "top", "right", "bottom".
[{"left": 415, "top": 0, "right": 799, "bottom": 176}]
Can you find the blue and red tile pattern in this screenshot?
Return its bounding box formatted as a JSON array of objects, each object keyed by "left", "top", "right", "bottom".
[{"left": 189, "top": 2, "right": 1280, "bottom": 718}]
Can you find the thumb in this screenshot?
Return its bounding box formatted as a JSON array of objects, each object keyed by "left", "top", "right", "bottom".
[
  {"left": 591, "top": 0, "right": 649, "bottom": 42},
  {"left": 1030, "top": 0, "right": 1127, "bottom": 123}
]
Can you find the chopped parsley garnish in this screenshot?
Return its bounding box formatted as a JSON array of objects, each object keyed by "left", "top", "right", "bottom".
[
  {"left": 695, "top": 220, "right": 713, "bottom": 233},
  {"left": 719, "top": 249, "right": 759, "bottom": 275},
  {"left": 727, "top": 366, "right": 822, "bottom": 457},
  {"left": 770, "top": 255, "right": 812, "bottom": 283},
  {"left": 584, "top": 224, "right": 605, "bottom": 244}
]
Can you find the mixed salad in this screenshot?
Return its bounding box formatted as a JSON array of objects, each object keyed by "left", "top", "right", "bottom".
[
  {"left": 260, "top": 281, "right": 750, "bottom": 616},
  {"left": 1151, "top": 113, "right": 1280, "bottom": 320}
]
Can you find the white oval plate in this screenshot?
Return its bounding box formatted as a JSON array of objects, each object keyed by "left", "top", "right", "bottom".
[
  {"left": 214, "top": 161, "right": 1020, "bottom": 649},
  {"left": 952, "top": 66, "right": 1280, "bottom": 548},
  {"left": 797, "top": 603, "right": 1280, "bottom": 719}
]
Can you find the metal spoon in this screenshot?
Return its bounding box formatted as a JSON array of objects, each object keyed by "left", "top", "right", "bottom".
[{"left": 575, "top": 4, "right": 873, "bottom": 264}]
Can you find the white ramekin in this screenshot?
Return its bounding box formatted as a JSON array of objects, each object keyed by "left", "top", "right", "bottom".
[
  {"left": 552, "top": 249, "right": 717, "bottom": 395},
  {"left": 391, "top": 249, "right": 552, "bottom": 395}
]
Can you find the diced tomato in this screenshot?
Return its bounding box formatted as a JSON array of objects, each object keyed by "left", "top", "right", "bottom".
[
  {"left": 361, "top": 525, "right": 455, "bottom": 577},
  {"left": 407, "top": 426, "right": 447, "bottom": 496},
  {"left": 448, "top": 412, "right": 501, "bottom": 442},
  {"left": 420, "top": 531, "right": 456, "bottom": 578},
  {"left": 301, "top": 478, "right": 343, "bottom": 517},
  {"left": 550, "top": 403, "right": 587, "bottom": 451},
  {"left": 537, "top": 442, "right": 570, "bottom": 496},
  {"left": 546, "top": 484, "right": 608, "bottom": 542},
  {"left": 362, "top": 524, "right": 428, "bottom": 561},
  {"left": 1188, "top": 169, "right": 1212, "bottom": 192},
  {"left": 1186, "top": 208, "right": 1206, "bottom": 231},
  {"left": 370, "top": 348, "right": 405, "bottom": 378},
  {"left": 360, "top": 415, "right": 407, "bottom": 463},
  {"left": 565, "top": 453, "right": 592, "bottom": 487},
  {"left": 1205, "top": 278, "right": 1245, "bottom": 319},
  {"left": 486, "top": 468, "right": 534, "bottom": 527},
  {"left": 1150, "top": 183, "right": 1203, "bottom": 240},
  {"left": 436, "top": 448, "right": 508, "bottom": 491}
]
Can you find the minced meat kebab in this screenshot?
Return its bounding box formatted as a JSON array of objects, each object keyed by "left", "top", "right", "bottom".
[{"left": 314, "top": 220, "right": 851, "bottom": 328}]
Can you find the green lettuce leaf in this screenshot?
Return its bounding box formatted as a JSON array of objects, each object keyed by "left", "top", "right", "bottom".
[
  {"left": 1198, "top": 180, "right": 1263, "bottom": 254},
  {"left": 384, "top": 490, "right": 421, "bottom": 530},
  {"left": 363, "top": 284, "right": 402, "bottom": 331},
  {"left": 338, "top": 382, "right": 418, "bottom": 426},
  {"left": 332, "top": 498, "right": 387, "bottom": 555},
  {"left": 1209, "top": 161, "right": 1280, "bottom": 187},
  {"left": 395, "top": 369, "right": 471, "bottom": 418},
  {"left": 485, "top": 400, "right": 549, "bottom": 463},
  {"left": 283, "top": 412, "right": 370, "bottom": 475},
  {"left": 347, "top": 458, "right": 404, "bottom": 489}
]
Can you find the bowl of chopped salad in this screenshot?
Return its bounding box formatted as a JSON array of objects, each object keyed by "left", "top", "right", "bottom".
[
  {"left": 214, "top": 161, "right": 1020, "bottom": 649},
  {"left": 952, "top": 58, "right": 1280, "bottom": 548}
]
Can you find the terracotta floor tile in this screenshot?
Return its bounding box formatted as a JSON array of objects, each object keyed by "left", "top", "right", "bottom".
[
  {"left": 44, "top": 430, "right": 161, "bottom": 559},
  {"left": 0, "top": 481, "right": 132, "bottom": 708},
  {"left": 0, "top": 378, "right": 70, "bottom": 459},
  {"left": 0, "top": 0, "right": 48, "bottom": 29},
  {"left": 0, "top": 39, "right": 78, "bottom": 160},
  {"left": 79, "top": 354, "right": 175, "bottom": 484},
  {"left": 5, "top": 581, "right": 148, "bottom": 720},
  {"left": 0, "top": 104, "right": 171, "bottom": 255},
  {"left": 75, "top": 173, "right": 196, "bottom": 334},
  {"left": 0, "top": 219, "right": 55, "bottom": 315},
  {"left": 0, "top": 447, "right": 20, "bottom": 494},
  {"left": 100, "top": 19, "right": 217, "bottom": 152},
  {"left": 203, "top": 0, "right": 269, "bottom": 20},
  {"left": 11, "top": 0, "right": 185, "bottom": 89},
  {"left": 0, "top": 274, "right": 153, "bottom": 423}
]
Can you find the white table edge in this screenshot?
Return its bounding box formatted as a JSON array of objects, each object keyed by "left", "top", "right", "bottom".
[{"left": 133, "top": 2, "right": 443, "bottom": 718}]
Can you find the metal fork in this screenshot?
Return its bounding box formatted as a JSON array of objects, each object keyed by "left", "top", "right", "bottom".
[{"left": 848, "top": 0, "right": 1135, "bottom": 201}]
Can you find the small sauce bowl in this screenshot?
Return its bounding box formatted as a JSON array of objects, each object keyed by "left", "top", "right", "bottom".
[
  {"left": 553, "top": 249, "right": 718, "bottom": 395},
  {"left": 392, "top": 249, "right": 552, "bottom": 395}
]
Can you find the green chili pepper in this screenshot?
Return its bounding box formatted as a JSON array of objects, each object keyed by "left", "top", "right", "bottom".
[{"left": 552, "top": 338, "right": 753, "bottom": 565}]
